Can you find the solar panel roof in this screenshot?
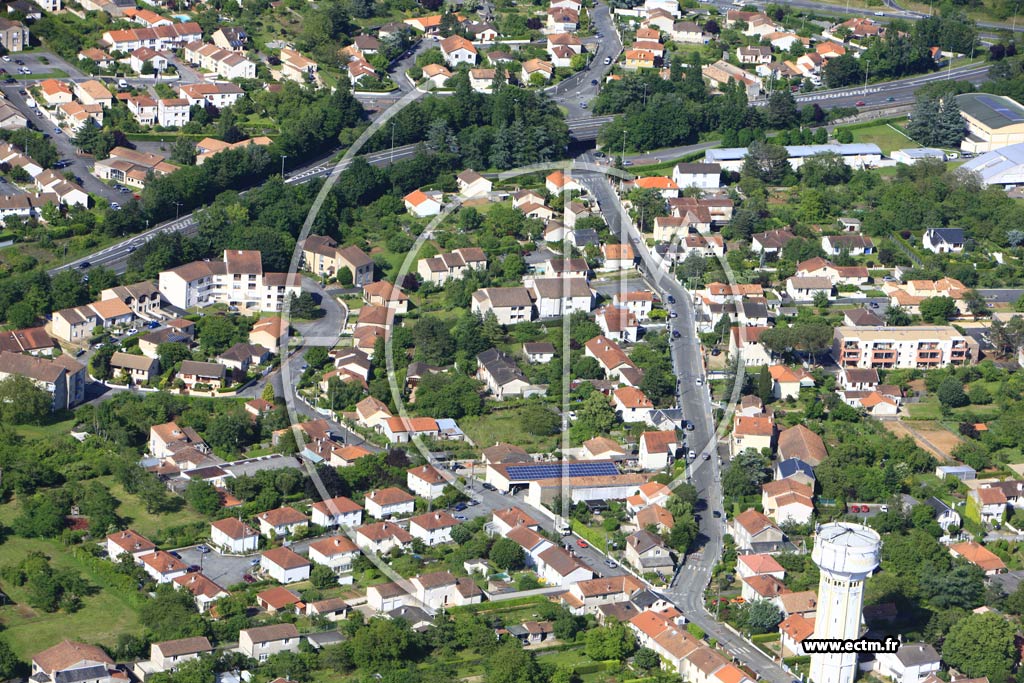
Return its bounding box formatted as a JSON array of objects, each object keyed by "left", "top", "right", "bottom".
[
  {"left": 957, "top": 93, "right": 1024, "bottom": 130},
  {"left": 504, "top": 461, "right": 620, "bottom": 480}
]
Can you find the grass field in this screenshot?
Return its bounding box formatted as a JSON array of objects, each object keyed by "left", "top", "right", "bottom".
[
  {"left": 0, "top": 537, "right": 140, "bottom": 659},
  {"left": 459, "top": 405, "right": 561, "bottom": 452},
  {"left": 849, "top": 121, "right": 918, "bottom": 155}
]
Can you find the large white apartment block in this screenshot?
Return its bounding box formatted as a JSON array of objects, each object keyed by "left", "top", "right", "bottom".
[
  {"left": 158, "top": 250, "right": 301, "bottom": 312},
  {"left": 832, "top": 326, "right": 975, "bottom": 370}
]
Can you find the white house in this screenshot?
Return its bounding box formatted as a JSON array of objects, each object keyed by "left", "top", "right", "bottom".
[
  {"left": 440, "top": 35, "right": 477, "bottom": 66},
  {"left": 613, "top": 386, "right": 654, "bottom": 424},
  {"left": 310, "top": 496, "right": 363, "bottom": 528},
  {"left": 106, "top": 529, "right": 156, "bottom": 561},
  {"left": 408, "top": 510, "right": 460, "bottom": 546},
  {"left": 260, "top": 546, "right": 311, "bottom": 584},
  {"left": 210, "top": 518, "right": 259, "bottom": 553},
  {"left": 404, "top": 189, "right": 444, "bottom": 217},
  {"left": 407, "top": 464, "right": 448, "bottom": 500},
  {"left": 238, "top": 624, "right": 301, "bottom": 661},
  {"left": 638, "top": 431, "right": 678, "bottom": 470},
  {"left": 456, "top": 169, "right": 492, "bottom": 198},
  {"left": 874, "top": 643, "right": 941, "bottom": 683},
  {"left": 922, "top": 228, "right": 965, "bottom": 254},
  {"left": 307, "top": 535, "right": 359, "bottom": 574},
  {"left": 140, "top": 551, "right": 189, "bottom": 584},
  {"left": 255, "top": 506, "right": 309, "bottom": 538},
  {"left": 356, "top": 521, "right": 414, "bottom": 554},
  {"left": 364, "top": 487, "right": 416, "bottom": 519}
]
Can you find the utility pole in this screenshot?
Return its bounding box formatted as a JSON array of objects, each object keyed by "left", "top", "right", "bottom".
[
  {"left": 863, "top": 60, "right": 870, "bottom": 93},
  {"left": 280, "top": 154, "right": 287, "bottom": 178},
  {"left": 390, "top": 120, "right": 397, "bottom": 163},
  {"left": 174, "top": 201, "right": 182, "bottom": 220}
]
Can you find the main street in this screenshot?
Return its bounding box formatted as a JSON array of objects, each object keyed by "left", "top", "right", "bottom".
[{"left": 576, "top": 158, "right": 791, "bottom": 683}]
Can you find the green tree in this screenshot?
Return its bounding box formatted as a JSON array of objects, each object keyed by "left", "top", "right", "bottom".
[
  {"left": 633, "top": 647, "right": 660, "bottom": 672},
  {"left": 520, "top": 402, "right": 560, "bottom": 436},
  {"left": 801, "top": 152, "right": 852, "bottom": 187},
  {"left": 489, "top": 537, "right": 525, "bottom": 570},
  {"left": 886, "top": 304, "right": 912, "bottom": 326},
  {"left": 485, "top": 640, "right": 544, "bottom": 683},
  {"left": 742, "top": 140, "right": 790, "bottom": 184},
  {"left": 756, "top": 365, "right": 773, "bottom": 404},
  {"left": 157, "top": 342, "right": 192, "bottom": 371},
  {"left": 941, "top": 612, "right": 1016, "bottom": 681},
  {"left": 310, "top": 563, "right": 338, "bottom": 588},
  {"left": 183, "top": 480, "right": 222, "bottom": 515},
  {"left": 288, "top": 291, "right": 322, "bottom": 320},
  {"left": 569, "top": 390, "right": 617, "bottom": 443},
  {"left": 919, "top": 296, "right": 957, "bottom": 323},
  {"left": 413, "top": 317, "right": 456, "bottom": 365},
  {"left": 0, "top": 375, "right": 54, "bottom": 424},
  {"left": 583, "top": 621, "right": 636, "bottom": 662},
  {"left": 414, "top": 372, "right": 484, "bottom": 419},
  {"left": 0, "top": 639, "right": 24, "bottom": 680},
  {"left": 6, "top": 301, "right": 36, "bottom": 328},
  {"left": 937, "top": 377, "right": 969, "bottom": 409},
  {"left": 743, "top": 600, "right": 782, "bottom": 633}
]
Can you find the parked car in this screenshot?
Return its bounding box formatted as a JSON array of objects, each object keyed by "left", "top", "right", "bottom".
[
  {"left": 713, "top": 510, "right": 722, "bottom": 518},
  {"left": 196, "top": 544, "right": 211, "bottom": 554},
  {"left": 169, "top": 551, "right": 182, "bottom": 559},
  {"left": 146, "top": 320, "right": 160, "bottom": 329},
  {"left": 454, "top": 502, "right": 467, "bottom": 511},
  {"left": 482, "top": 482, "right": 496, "bottom": 491},
  {"left": 576, "top": 538, "right": 589, "bottom": 548},
  {"left": 186, "top": 565, "right": 201, "bottom": 573},
  {"left": 242, "top": 574, "right": 256, "bottom": 584},
  {"left": 249, "top": 557, "right": 261, "bottom": 565},
  {"left": 667, "top": 295, "right": 676, "bottom": 304},
  {"left": 672, "top": 330, "right": 681, "bottom": 339},
  {"left": 604, "top": 559, "right": 617, "bottom": 568}
]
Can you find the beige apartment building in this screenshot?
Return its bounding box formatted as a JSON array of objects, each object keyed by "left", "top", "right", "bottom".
[{"left": 832, "top": 326, "right": 976, "bottom": 370}]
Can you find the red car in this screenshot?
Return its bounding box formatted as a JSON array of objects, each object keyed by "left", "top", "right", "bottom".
[
  {"left": 576, "top": 539, "right": 589, "bottom": 548},
  {"left": 855, "top": 100, "right": 866, "bottom": 107},
  {"left": 242, "top": 574, "right": 256, "bottom": 584}
]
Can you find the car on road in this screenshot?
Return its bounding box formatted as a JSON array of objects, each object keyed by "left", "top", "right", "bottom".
[
  {"left": 713, "top": 510, "right": 722, "bottom": 518},
  {"left": 594, "top": 151, "right": 604, "bottom": 158},
  {"left": 887, "top": 96, "right": 895, "bottom": 102},
  {"left": 622, "top": 160, "right": 633, "bottom": 166},
  {"left": 0, "top": 56, "right": 8, "bottom": 62},
  {"left": 466, "top": 499, "right": 480, "bottom": 506},
  {"left": 78, "top": 261, "right": 91, "bottom": 269},
  {"left": 669, "top": 311, "right": 678, "bottom": 318},
  {"left": 242, "top": 574, "right": 256, "bottom": 584},
  {"left": 482, "top": 482, "right": 496, "bottom": 491},
  {"left": 667, "top": 295, "right": 675, "bottom": 304},
  {"left": 454, "top": 502, "right": 467, "bottom": 511},
  {"left": 685, "top": 422, "right": 695, "bottom": 431},
  {"left": 249, "top": 556, "right": 261, "bottom": 565},
  {"left": 604, "top": 56, "right": 612, "bottom": 64},
  {"left": 590, "top": 79, "right": 598, "bottom": 85},
  {"left": 855, "top": 100, "right": 866, "bottom": 106},
  {"left": 702, "top": 452, "right": 711, "bottom": 460},
  {"left": 874, "top": 10, "right": 884, "bottom": 15},
  {"left": 186, "top": 565, "right": 201, "bottom": 573},
  {"left": 579, "top": 102, "right": 587, "bottom": 108},
  {"left": 696, "top": 377, "right": 704, "bottom": 386},
  {"left": 146, "top": 320, "right": 160, "bottom": 329},
  {"left": 672, "top": 330, "right": 681, "bottom": 339},
  {"left": 576, "top": 539, "right": 589, "bottom": 548},
  {"left": 169, "top": 551, "right": 182, "bottom": 559},
  {"left": 870, "top": 301, "right": 879, "bottom": 308},
  {"left": 126, "top": 328, "right": 138, "bottom": 335},
  {"left": 454, "top": 514, "right": 468, "bottom": 520},
  {"left": 110, "top": 202, "right": 120, "bottom": 210},
  {"left": 604, "top": 559, "right": 617, "bottom": 568}
]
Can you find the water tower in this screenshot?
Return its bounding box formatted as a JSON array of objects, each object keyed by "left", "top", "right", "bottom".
[{"left": 809, "top": 522, "right": 882, "bottom": 683}]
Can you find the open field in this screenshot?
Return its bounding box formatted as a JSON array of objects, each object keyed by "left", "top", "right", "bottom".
[
  {"left": 849, "top": 121, "right": 917, "bottom": 155},
  {"left": 883, "top": 419, "right": 960, "bottom": 461},
  {"left": 0, "top": 536, "right": 140, "bottom": 659},
  {"left": 460, "top": 405, "right": 561, "bottom": 453}
]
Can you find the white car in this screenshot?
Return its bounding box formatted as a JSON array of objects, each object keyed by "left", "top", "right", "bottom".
[
  {"left": 603, "top": 56, "right": 612, "bottom": 65},
  {"left": 1, "top": 56, "right": 8, "bottom": 62}
]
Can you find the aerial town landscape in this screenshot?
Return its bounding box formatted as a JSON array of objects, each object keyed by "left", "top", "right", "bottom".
[{"left": 2, "top": 0, "right": 1024, "bottom": 681}]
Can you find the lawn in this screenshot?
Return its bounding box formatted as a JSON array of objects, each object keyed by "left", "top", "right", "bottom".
[
  {"left": 0, "top": 536, "right": 140, "bottom": 659},
  {"left": 13, "top": 412, "right": 78, "bottom": 440},
  {"left": 459, "top": 405, "right": 561, "bottom": 453},
  {"left": 97, "top": 476, "right": 209, "bottom": 541},
  {"left": 850, "top": 121, "right": 918, "bottom": 155}
]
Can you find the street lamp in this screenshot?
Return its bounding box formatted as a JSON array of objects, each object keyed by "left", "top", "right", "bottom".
[
  {"left": 390, "top": 120, "right": 397, "bottom": 163},
  {"left": 280, "top": 154, "right": 288, "bottom": 178},
  {"left": 174, "top": 201, "right": 182, "bottom": 220}
]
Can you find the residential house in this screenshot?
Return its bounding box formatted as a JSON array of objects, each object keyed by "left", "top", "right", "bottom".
[
  {"left": 355, "top": 521, "right": 414, "bottom": 554},
  {"left": 625, "top": 529, "right": 673, "bottom": 572},
  {"left": 768, "top": 365, "right": 814, "bottom": 400},
  {"left": 382, "top": 416, "right": 442, "bottom": 443},
  {"left": 731, "top": 508, "right": 786, "bottom": 552},
  {"left": 177, "top": 360, "right": 226, "bottom": 390},
  {"left": 411, "top": 571, "right": 484, "bottom": 609},
  {"left": 256, "top": 586, "right": 301, "bottom": 613},
  {"left": 404, "top": 189, "right": 444, "bottom": 217},
  {"left": 172, "top": 573, "right": 228, "bottom": 612},
  {"left": 613, "top": 290, "right": 654, "bottom": 321},
  {"left": 523, "top": 342, "right": 557, "bottom": 364},
  {"left": 874, "top": 644, "right": 941, "bottom": 683},
  {"left": 280, "top": 47, "right": 319, "bottom": 85},
  {"left": 922, "top": 228, "right": 965, "bottom": 254},
  {"left": 409, "top": 510, "right": 460, "bottom": 546},
  {"left": 106, "top": 529, "right": 156, "bottom": 561},
  {"left": 364, "top": 487, "right": 416, "bottom": 519},
  {"left": 158, "top": 250, "right": 301, "bottom": 313},
  {"left": 256, "top": 506, "right": 309, "bottom": 538},
  {"left": 731, "top": 415, "right": 774, "bottom": 457},
  {"left": 441, "top": 35, "right": 477, "bottom": 66},
  {"left": 923, "top": 496, "right": 960, "bottom": 531},
  {"left": 613, "top": 386, "right": 654, "bottom": 423},
  {"left": 822, "top": 234, "right": 874, "bottom": 256},
  {"left": 777, "top": 424, "right": 827, "bottom": 467},
  {"left": 237, "top": 624, "right": 301, "bottom": 661},
  {"left": 472, "top": 287, "right": 534, "bottom": 325},
  {"left": 310, "top": 496, "right": 363, "bottom": 528},
  {"left": 456, "top": 169, "right": 492, "bottom": 198},
  {"left": 736, "top": 553, "right": 785, "bottom": 580},
  {"left": 786, "top": 276, "right": 834, "bottom": 302},
  {"left": 31, "top": 642, "right": 115, "bottom": 683},
  {"left": 751, "top": 229, "right": 796, "bottom": 257},
  {"left": 260, "top": 546, "right": 311, "bottom": 584},
  {"left": 210, "top": 518, "right": 259, "bottom": 553},
  {"left": 761, "top": 479, "right": 814, "bottom": 525},
  {"left": 417, "top": 247, "right": 487, "bottom": 286},
  {"left": 596, "top": 305, "right": 639, "bottom": 343},
  {"left": 527, "top": 277, "right": 594, "bottom": 318},
  {"left": 141, "top": 550, "right": 188, "bottom": 584},
  {"left": 638, "top": 430, "right": 679, "bottom": 470}
]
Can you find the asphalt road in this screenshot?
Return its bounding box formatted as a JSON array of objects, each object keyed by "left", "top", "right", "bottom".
[{"left": 547, "top": 1, "right": 622, "bottom": 112}]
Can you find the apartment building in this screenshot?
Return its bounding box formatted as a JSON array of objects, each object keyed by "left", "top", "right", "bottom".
[
  {"left": 178, "top": 82, "right": 245, "bottom": 109},
  {"left": 158, "top": 250, "right": 301, "bottom": 312},
  {"left": 832, "top": 326, "right": 975, "bottom": 369},
  {"left": 183, "top": 42, "right": 257, "bottom": 80}
]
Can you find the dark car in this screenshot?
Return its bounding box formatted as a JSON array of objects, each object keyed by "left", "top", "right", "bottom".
[
  {"left": 454, "top": 502, "right": 468, "bottom": 511},
  {"left": 482, "top": 482, "right": 496, "bottom": 491},
  {"left": 186, "top": 564, "right": 201, "bottom": 573},
  {"left": 710, "top": 348, "right": 721, "bottom": 356},
  {"left": 672, "top": 330, "right": 681, "bottom": 339},
  {"left": 78, "top": 261, "right": 91, "bottom": 269},
  {"left": 146, "top": 320, "right": 160, "bottom": 329},
  {"left": 169, "top": 551, "right": 182, "bottom": 559},
  {"left": 590, "top": 79, "right": 598, "bottom": 85},
  {"left": 667, "top": 295, "right": 676, "bottom": 304},
  {"left": 242, "top": 574, "right": 256, "bottom": 584},
  {"left": 713, "top": 510, "right": 722, "bottom": 518},
  {"left": 686, "top": 422, "right": 695, "bottom": 431}
]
